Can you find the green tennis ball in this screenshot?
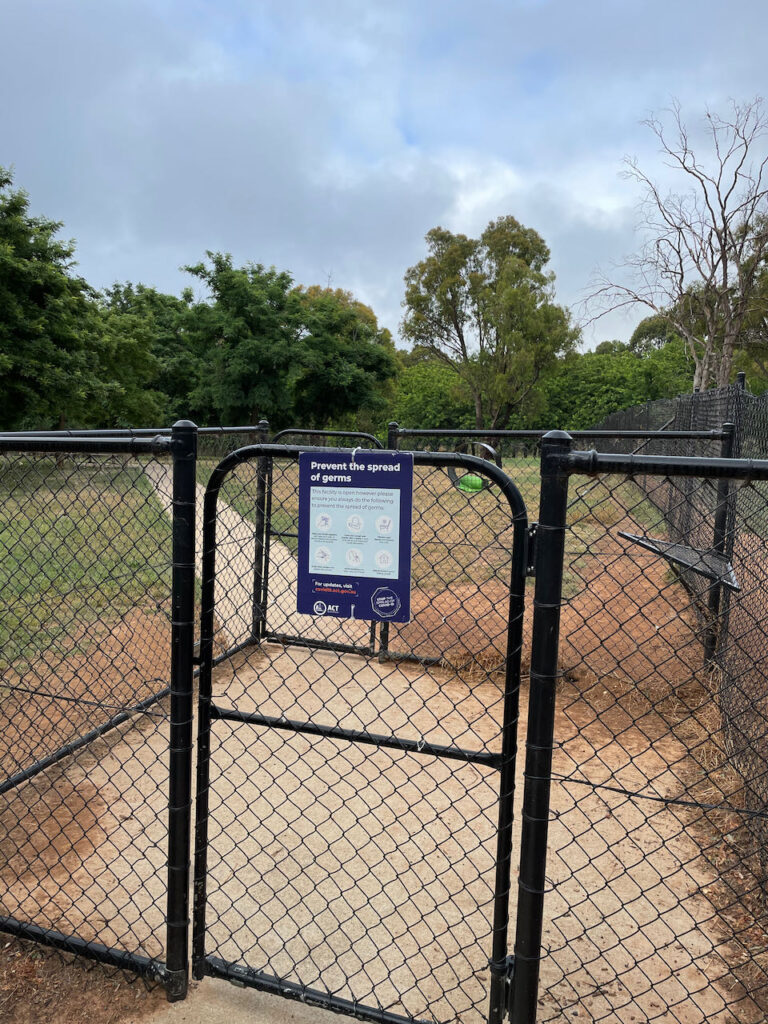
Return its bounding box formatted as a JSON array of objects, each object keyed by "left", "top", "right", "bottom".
[{"left": 458, "top": 474, "right": 484, "bottom": 493}]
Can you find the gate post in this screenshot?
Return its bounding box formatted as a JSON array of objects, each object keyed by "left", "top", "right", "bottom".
[
  {"left": 378, "top": 422, "right": 400, "bottom": 660},
  {"left": 251, "top": 419, "right": 270, "bottom": 641},
  {"left": 509, "top": 431, "right": 572, "bottom": 1024},
  {"left": 705, "top": 421, "right": 735, "bottom": 661},
  {"left": 165, "top": 419, "right": 197, "bottom": 1001}
]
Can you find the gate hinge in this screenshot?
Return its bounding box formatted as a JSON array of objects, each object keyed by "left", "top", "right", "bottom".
[
  {"left": 526, "top": 522, "right": 538, "bottom": 577},
  {"left": 488, "top": 955, "right": 515, "bottom": 1022}
]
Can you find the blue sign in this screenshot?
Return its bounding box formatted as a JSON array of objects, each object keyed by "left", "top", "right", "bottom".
[{"left": 296, "top": 450, "right": 413, "bottom": 622}]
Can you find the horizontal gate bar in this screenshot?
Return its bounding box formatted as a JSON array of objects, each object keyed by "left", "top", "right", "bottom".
[
  {"left": 375, "top": 648, "right": 446, "bottom": 667},
  {"left": 211, "top": 637, "right": 260, "bottom": 665},
  {"left": 210, "top": 704, "right": 502, "bottom": 768},
  {"left": 262, "top": 631, "right": 375, "bottom": 657},
  {"left": 203, "top": 956, "right": 431, "bottom": 1024},
  {"left": 394, "top": 427, "right": 724, "bottom": 440},
  {"left": 0, "top": 435, "right": 172, "bottom": 454},
  {"left": 271, "top": 428, "right": 384, "bottom": 448},
  {"left": 0, "top": 915, "right": 167, "bottom": 983}
]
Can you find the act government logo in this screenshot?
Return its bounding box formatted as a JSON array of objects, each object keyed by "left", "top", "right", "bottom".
[{"left": 313, "top": 600, "right": 327, "bottom": 614}]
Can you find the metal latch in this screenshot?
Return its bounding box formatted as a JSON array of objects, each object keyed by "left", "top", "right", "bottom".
[{"left": 505, "top": 955, "right": 515, "bottom": 1018}]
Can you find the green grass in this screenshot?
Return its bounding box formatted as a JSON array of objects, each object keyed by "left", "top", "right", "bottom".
[{"left": 0, "top": 458, "right": 172, "bottom": 673}]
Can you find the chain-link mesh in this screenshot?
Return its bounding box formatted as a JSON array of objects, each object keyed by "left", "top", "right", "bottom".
[
  {"left": 532, "top": 458, "right": 768, "bottom": 1023},
  {"left": 194, "top": 450, "right": 526, "bottom": 1024},
  {"left": 0, "top": 445, "right": 178, "bottom": 979}
]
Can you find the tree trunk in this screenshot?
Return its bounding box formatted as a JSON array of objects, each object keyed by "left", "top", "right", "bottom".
[
  {"left": 717, "top": 329, "right": 737, "bottom": 388},
  {"left": 473, "top": 391, "right": 484, "bottom": 430},
  {"left": 695, "top": 340, "right": 716, "bottom": 391}
]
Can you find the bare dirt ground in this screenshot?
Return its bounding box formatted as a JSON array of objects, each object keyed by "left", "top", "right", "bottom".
[
  {"left": 2, "top": 471, "right": 766, "bottom": 1023},
  {"left": 0, "top": 940, "right": 164, "bottom": 1024},
  {"left": 0, "top": 607, "right": 170, "bottom": 780}
]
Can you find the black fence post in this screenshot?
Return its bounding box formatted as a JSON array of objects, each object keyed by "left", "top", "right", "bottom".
[
  {"left": 378, "top": 423, "right": 400, "bottom": 660},
  {"left": 705, "top": 422, "right": 736, "bottom": 662},
  {"left": 509, "top": 431, "right": 572, "bottom": 1024},
  {"left": 165, "top": 420, "right": 197, "bottom": 1001},
  {"left": 251, "top": 419, "right": 270, "bottom": 641},
  {"left": 387, "top": 421, "right": 399, "bottom": 451}
]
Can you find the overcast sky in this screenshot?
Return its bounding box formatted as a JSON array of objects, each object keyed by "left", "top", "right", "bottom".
[{"left": 2, "top": 0, "right": 767, "bottom": 348}]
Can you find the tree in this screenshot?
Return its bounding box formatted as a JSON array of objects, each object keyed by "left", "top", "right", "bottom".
[
  {"left": 392, "top": 359, "right": 474, "bottom": 429},
  {"left": 627, "top": 314, "right": 682, "bottom": 354},
  {"left": 101, "top": 282, "right": 201, "bottom": 422},
  {"left": 94, "top": 288, "right": 169, "bottom": 426},
  {"left": 590, "top": 99, "right": 768, "bottom": 391},
  {"left": 401, "top": 216, "right": 578, "bottom": 429},
  {"left": 0, "top": 167, "right": 103, "bottom": 429},
  {"left": 183, "top": 254, "right": 399, "bottom": 429},
  {"left": 291, "top": 286, "right": 397, "bottom": 428},
  {"left": 538, "top": 337, "right": 693, "bottom": 429},
  {"left": 183, "top": 253, "right": 302, "bottom": 425}
]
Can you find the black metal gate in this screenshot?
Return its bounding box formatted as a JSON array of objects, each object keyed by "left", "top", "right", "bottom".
[{"left": 192, "top": 444, "right": 528, "bottom": 1024}]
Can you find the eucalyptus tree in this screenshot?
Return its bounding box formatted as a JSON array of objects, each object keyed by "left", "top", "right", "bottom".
[{"left": 401, "top": 215, "right": 577, "bottom": 430}]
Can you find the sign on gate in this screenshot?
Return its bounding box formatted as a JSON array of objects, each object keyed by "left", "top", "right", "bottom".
[{"left": 296, "top": 450, "right": 413, "bottom": 622}]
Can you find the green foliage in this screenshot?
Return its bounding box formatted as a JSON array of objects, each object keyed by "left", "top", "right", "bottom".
[
  {"left": 178, "top": 256, "right": 397, "bottom": 429},
  {"left": 101, "top": 282, "right": 199, "bottom": 422},
  {"left": 183, "top": 253, "right": 301, "bottom": 425},
  {"left": 401, "top": 215, "right": 578, "bottom": 429},
  {"left": 537, "top": 337, "right": 694, "bottom": 429},
  {"left": 392, "top": 360, "right": 474, "bottom": 429},
  {"left": 291, "top": 285, "right": 397, "bottom": 429},
  {"left": 0, "top": 167, "right": 103, "bottom": 428}
]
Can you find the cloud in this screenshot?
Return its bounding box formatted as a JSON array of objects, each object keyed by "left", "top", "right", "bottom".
[{"left": 1, "top": 0, "right": 767, "bottom": 351}]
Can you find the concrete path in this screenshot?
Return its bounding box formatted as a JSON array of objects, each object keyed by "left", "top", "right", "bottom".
[{"left": 146, "top": 978, "right": 338, "bottom": 1024}]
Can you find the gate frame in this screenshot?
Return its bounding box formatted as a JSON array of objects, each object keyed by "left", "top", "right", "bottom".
[{"left": 192, "top": 443, "right": 529, "bottom": 1024}]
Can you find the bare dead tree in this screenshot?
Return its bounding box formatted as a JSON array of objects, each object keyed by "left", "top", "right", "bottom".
[{"left": 589, "top": 98, "right": 768, "bottom": 390}]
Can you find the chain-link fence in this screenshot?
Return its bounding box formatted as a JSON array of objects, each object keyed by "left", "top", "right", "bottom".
[
  {"left": 5, "top": 413, "right": 768, "bottom": 1024},
  {"left": 509, "top": 434, "right": 768, "bottom": 1024},
  {"left": 590, "top": 381, "right": 768, "bottom": 920},
  {"left": 0, "top": 428, "right": 196, "bottom": 999}
]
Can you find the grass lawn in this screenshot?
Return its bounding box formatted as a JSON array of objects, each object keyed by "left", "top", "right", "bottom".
[{"left": 0, "top": 455, "right": 172, "bottom": 674}]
